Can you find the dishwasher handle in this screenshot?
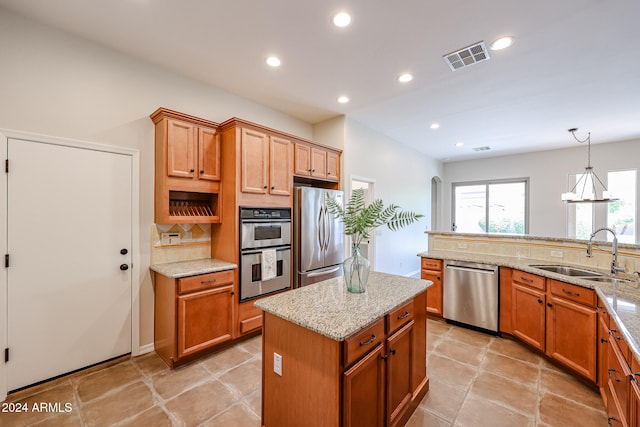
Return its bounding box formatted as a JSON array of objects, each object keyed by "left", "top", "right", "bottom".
[{"left": 445, "top": 264, "right": 497, "bottom": 274}]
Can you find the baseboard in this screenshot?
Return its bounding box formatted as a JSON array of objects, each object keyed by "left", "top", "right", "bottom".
[
  {"left": 405, "top": 269, "right": 421, "bottom": 278},
  {"left": 138, "top": 343, "right": 155, "bottom": 355}
]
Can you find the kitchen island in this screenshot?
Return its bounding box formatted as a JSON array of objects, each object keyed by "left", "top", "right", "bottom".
[{"left": 255, "top": 271, "right": 431, "bottom": 427}]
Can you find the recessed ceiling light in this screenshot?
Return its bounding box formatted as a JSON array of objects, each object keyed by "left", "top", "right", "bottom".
[
  {"left": 265, "top": 56, "right": 281, "bottom": 67},
  {"left": 337, "top": 95, "right": 350, "bottom": 104},
  {"left": 333, "top": 12, "right": 351, "bottom": 27},
  {"left": 490, "top": 36, "right": 513, "bottom": 51},
  {"left": 455, "top": 142, "right": 464, "bottom": 147},
  {"left": 430, "top": 123, "right": 440, "bottom": 130},
  {"left": 398, "top": 73, "right": 413, "bottom": 83}
]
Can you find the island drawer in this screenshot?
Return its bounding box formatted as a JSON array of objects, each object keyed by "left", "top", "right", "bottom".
[
  {"left": 513, "top": 270, "right": 545, "bottom": 291},
  {"left": 548, "top": 279, "right": 595, "bottom": 307},
  {"left": 178, "top": 269, "right": 234, "bottom": 295},
  {"left": 388, "top": 300, "right": 414, "bottom": 334},
  {"left": 344, "top": 318, "right": 385, "bottom": 367}
]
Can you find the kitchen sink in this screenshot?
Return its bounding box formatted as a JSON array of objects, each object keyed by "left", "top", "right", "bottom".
[{"left": 529, "top": 265, "right": 603, "bottom": 277}]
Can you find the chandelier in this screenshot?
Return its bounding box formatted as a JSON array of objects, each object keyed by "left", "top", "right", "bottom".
[{"left": 561, "top": 128, "right": 618, "bottom": 203}]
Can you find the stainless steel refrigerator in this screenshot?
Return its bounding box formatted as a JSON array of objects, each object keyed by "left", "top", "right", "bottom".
[{"left": 294, "top": 187, "right": 345, "bottom": 288}]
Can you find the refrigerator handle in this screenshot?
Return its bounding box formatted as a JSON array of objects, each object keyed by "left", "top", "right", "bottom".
[
  {"left": 318, "top": 205, "right": 325, "bottom": 251},
  {"left": 324, "top": 207, "right": 331, "bottom": 251}
]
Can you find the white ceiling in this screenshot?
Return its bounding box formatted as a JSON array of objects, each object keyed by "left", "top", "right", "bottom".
[{"left": 2, "top": 0, "right": 639, "bottom": 162}]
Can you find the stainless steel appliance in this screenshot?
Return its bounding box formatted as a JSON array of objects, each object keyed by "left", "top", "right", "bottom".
[
  {"left": 239, "top": 207, "right": 291, "bottom": 301},
  {"left": 294, "top": 187, "right": 344, "bottom": 288},
  {"left": 443, "top": 261, "right": 499, "bottom": 333}
]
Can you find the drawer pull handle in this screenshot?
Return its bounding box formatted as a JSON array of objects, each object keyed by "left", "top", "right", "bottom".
[
  {"left": 397, "top": 311, "right": 410, "bottom": 320},
  {"left": 608, "top": 369, "right": 621, "bottom": 382},
  {"left": 562, "top": 289, "right": 579, "bottom": 297},
  {"left": 359, "top": 334, "right": 376, "bottom": 346},
  {"left": 520, "top": 276, "right": 533, "bottom": 283},
  {"left": 201, "top": 279, "right": 217, "bottom": 284},
  {"left": 601, "top": 338, "right": 608, "bottom": 344}
]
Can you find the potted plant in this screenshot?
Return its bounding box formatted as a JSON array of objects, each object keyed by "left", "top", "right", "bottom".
[{"left": 325, "top": 189, "right": 423, "bottom": 293}]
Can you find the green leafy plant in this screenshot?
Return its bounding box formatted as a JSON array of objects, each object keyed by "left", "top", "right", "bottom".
[{"left": 325, "top": 188, "right": 424, "bottom": 248}]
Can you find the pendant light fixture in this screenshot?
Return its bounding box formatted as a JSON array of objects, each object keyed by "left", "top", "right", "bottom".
[{"left": 561, "top": 128, "right": 618, "bottom": 203}]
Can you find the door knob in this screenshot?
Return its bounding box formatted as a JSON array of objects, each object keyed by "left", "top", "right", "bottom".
[
  {"left": 120, "top": 248, "right": 128, "bottom": 255},
  {"left": 120, "top": 264, "right": 129, "bottom": 271}
]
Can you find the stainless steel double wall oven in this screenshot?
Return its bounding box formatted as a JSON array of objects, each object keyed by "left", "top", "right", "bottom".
[{"left": 239, "top": 207, "right": 291, "bottom": 301}]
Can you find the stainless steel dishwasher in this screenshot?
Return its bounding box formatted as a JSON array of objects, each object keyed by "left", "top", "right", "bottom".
[{"left": 443, "top": 261, "right": 499, "bottom": 333}]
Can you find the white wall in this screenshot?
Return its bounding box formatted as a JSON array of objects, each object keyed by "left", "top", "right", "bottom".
[
  {"left": 0, "top": 8, "right": 314, "bottom": 349},
  {"left": 344, "top": 119, "right": 443, "bottom": 277},
  {"left": 442, "top": 138, "right": 640, "bottom": 240}
]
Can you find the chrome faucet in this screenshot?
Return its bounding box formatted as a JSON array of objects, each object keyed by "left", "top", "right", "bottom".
[{"left": 587, "top": 227, "right": 625, "bottom": 274}]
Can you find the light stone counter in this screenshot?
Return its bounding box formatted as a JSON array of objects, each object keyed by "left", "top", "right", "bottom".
[
  {"left": 149, "top": 258, "right": 237, "bottom": 278},
  {"left": 419, "top": 249, "right": 640, "bottom": 361},
  {"left": 254, "top": 271, "right": 431, "bottom": 341}
]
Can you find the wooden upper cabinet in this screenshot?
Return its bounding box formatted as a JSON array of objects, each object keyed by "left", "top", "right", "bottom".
[
  {"left": 240, "top": 128, "right": 291, "bottom": 196},
  {"left": 294, "top": 142, "right": 341, "bottom": 183},
  {"left": 167, "top": 119, "right": 197, "bottom": 178},
  {"left": 150, "top": 108, "right": 222, "bottom": 224},
  {"left": 198, "top": 127, "right": 221, "bottom": 181},
  {"left": 269, "top": 136, "right": 291, "bottom": 196},
  {"left": 241, "top": 128, "right": 270, "bottom": 194}
]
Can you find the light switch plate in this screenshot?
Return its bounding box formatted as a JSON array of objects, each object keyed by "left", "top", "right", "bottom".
[
  {"left": 274, "top": 352, "right": 282, "bottom": 376},
  {"left": 161, "top": 232, "right": 181, "bottom": 246},
  {"left": 550, "top": 250, "right": 563, "bottom": 258}
]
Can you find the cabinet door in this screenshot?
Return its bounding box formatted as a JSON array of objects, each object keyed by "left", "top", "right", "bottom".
[
  {"left": 294, "top": 143, "right": 311, "bottom": 176},
  {"left": 608, "top": 339, "right": 631, "bottom": 426},
  {"left": 422, "top": 269, "right": 442, "bottom": 316},
  {"left": 241, "top": 128, "right": 269, "bottom": 193},
  {"left": 343, "top": 343, "right": 385, "bottom": 427},
  {"left": 167, "top": 119, "right": 196, "bottom": 178},
  {"left": 198, "top": 127, "right": 221, "bottom": 181},
  {"left": 326, "top": 151, "right": 339, "bottom": 182},
  {"left": 177, "top": 284, "right": 234, "bottom": 358},
  {"left": 269, "top": 136, "right": 291, "bottom": 196},
  {"left": 387, "top": 320, "right": 414, "bottom": 426},
  {"left": 546, "top": 296, "right": 597, "bottom": 381},
  {"left": 598, "top": 312, "right": 610, "bottom": 397},
  {"left": 512, "top": 283, "right": 546, "bottom": 351},
  {"left": 310, "top": 147, "right": 328, "bottom": 179},
  {"left": 631, "top": 372, "right": 640, "bottom": 427}
]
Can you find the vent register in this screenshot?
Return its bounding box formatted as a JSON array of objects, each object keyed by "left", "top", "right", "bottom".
[{"left": 443, "top": 41, "right": 491, "bottom": 71}]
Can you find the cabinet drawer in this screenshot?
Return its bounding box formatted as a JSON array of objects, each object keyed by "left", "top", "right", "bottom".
[
  {"left": 513, "top": 270, "right": 545, "bottom": 290},
  {"left": 549, "top": 279, "right": 595, "bottom": 307},
  {"left": 610, "top": 318, "right": 631, "bottom": 366},
  {"left": 240, "top": 314, "right": 262, "bottom": 334},
  {"left": 388, "top": 300, "right": 414, "bottom": 334},
  {"left": 178, "top": 269, "right": 234, "bottom": 294},
  {"left": 344, "top": 318, "right": 385, "bottom": 367},
  {"left": 421, "top": 258, "right": 442, "bottom": 271}
]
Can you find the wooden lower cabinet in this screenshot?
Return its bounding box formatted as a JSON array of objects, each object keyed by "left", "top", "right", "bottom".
[
  {"left": 343, "top": 344, "right": 385, "bottom": 427},
  {"left": 545, "top": 294, "right": 597, "bottom": 381},
  {"left": 421, "top": 258, "right": 443, "bottom": 316},
  {"left": 512, "top": 283, "right": 546, "bottom": 351},
  {"left": 598, "top": 306, "right": 611, "bottom": 404},
  {"left": 154, "top": 269, "right": 235, "bottom": 368},
  {"left": 630, "top": 358, "right": 640, "bottom": 427},
  {"left": 386, "top": 321, "right": 414, "bottom": 425}
]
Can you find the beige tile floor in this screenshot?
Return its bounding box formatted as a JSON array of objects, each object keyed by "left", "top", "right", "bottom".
[{"left": 3, "top": 319, "right": 607, "bottom": 426}]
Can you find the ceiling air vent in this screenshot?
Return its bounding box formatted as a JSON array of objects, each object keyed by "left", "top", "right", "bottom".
[
  {"left": 473, "top": 146, "right": 491, "bottom": 152},
  {"left": 443, "top": 41, "right": 491, "bottom": 71}
]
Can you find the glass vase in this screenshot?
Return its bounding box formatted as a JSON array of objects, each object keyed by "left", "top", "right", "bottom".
[{"left": 343, "top": 245, "right": 370, "bottom": 293}]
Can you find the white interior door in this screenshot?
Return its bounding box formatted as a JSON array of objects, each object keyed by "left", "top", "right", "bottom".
[{"left": 6, "top": 138, "right": 132, "bottom": 391}]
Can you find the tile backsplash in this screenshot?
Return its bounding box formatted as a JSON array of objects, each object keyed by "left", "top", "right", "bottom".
[{"left": 150, "top": 224, "right": 211, "bottom": 265}]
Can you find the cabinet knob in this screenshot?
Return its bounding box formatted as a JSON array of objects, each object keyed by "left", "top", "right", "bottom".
[
  {"left": 381, "top": 354, "right": 388, "bottom": 360},
  {"left": 271, "top": 186, "right": 275, "bottom": 190},
  {"left": 547, "top": 303, "right": 553, "bottom": 308},
  {"left": 190, "top": 168, "right": 195, "bottom": 173},
  {"left": 390, "top": 348, "right": 396, "bottom": 355},
  {"left": 537, "top": 299, "right": 543, "bottom": 304},
  {"left": 200, "top": 170, "right": 204, "bottom": 174},
  {"left": 263, "top": 185, "right": 268, "bottom": 189},
  {"left": 311, "top": 169, "right": 315, "bottom": 172},
  {"left": 328, "top": 172, "right": 331, "bottom": 175}
]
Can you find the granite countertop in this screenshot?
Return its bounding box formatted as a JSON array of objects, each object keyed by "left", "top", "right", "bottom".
[
  {"left": 149, "top": 258, "right": 237, "bottom": 278},
  {"left": 254, "top": 271, "right": 431, "bottom": 341},
  {"left": 419, "top": 249, "right": 640, "bottom": 361}
]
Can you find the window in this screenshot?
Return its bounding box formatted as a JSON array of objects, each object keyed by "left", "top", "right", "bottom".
[
  {"left": 607, "top": 170, "right": 636, "bottom": 244},
  {"left": 452, "top": 179, "right": 528, "bottom": 234},
  {"left": 566, "top": 169, "right": 636, "bottom": 243}
]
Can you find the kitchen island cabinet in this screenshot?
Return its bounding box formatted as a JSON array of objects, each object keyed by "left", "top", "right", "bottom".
[{"left": 255, "top": 271, "right": 430, "bottom": 427}]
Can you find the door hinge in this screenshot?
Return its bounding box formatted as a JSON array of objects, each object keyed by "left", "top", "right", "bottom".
[
  {"left": 4, "top": 254, "right": 8, "bottom": 268},
  {"left": 4, "top": 348, "right": 8, "bottom": 363},
  {"left": 5, "top": 159, "right": 8, "bottom": 173}
]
